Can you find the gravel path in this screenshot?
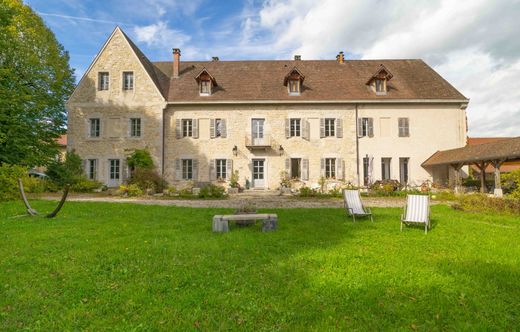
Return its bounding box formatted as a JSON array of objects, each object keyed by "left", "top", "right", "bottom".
[{"left": 39, "top": 192, "right": 409, "bottom": 209}]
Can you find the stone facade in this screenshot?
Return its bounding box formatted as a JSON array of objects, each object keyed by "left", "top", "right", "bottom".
[{"left": 66, "top": 27, "right": 468, "bottom": 189}]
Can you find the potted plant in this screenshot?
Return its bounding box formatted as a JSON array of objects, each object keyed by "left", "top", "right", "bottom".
[{"left": 228, "top": 170, "right": 240, "bottom": 194}]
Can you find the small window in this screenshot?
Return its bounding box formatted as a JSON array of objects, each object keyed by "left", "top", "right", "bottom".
[
  {"left": 325, "top": 158, "right": 336, "bottom": 179},
  {"left": 288, "top": 79, "right": 300, "bottom": 95},
  {"left": 182, "top": 159, "right": 193, "bottom": 180},
  {"left": 375, "top": 79, "right": 386, "bottom": 94},
  {"left": 215, "top": 118, "right": 222, "bottom": 137},
  {"left": 399, "top": 158, "right": 409, "bottom": 185},
  {"left": 381, "top": 158, "right": 391, "bottom": 180},
  {"left": 216, "top": 159, "right": 227, "bottom": 179},
  {"left": 98, "top": 72, "right": 109, "bottom": 90},
  {"left": 290, "top": 118, "right": 301, "bottom": 137},
  {"left": 200, "top": 80, "right": 211, "bottom": 95},
  {"left": 363, "top": 157, "right": 370, "bottom": 186},
  {"left": 89, "top": 118, "right": 100, "bottom": 138},
  {"left": 130, "top": 118, "right": 141, "bottom": 137},
  {"left": 123, "top": 71, "right": 134, "bottom": 90},
  {"left": 182, "top": 119, "right": 193, "bottom": 137},
  {"left": 398, "top": 118, "right": 409, "bottom": 137},
  {"left": 87, "top": 159, "right": 97, "bottom": 180},
  {"left": 324, "top": 118, "right": 335, "bottom": 137},
  {"left": 291, "top": 158, "right": 301, "bottom": 179},
  {"left": 109, "top": 159, "right": 120, "bottom": 180},
  {"left": 361, "top": 118, "right": 370, "bottom": 137}
]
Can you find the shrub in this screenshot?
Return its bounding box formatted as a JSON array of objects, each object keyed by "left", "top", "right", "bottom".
[
  {"left": 198, "top": 183, "right": 227, "bottom": 199},
  {"left": 299, "top": 186, "right": 318, "bottom": 197},
  {"left": 127, "top": 149, "right": 154, "bottom": 170},
  {"left": 229, "top": 170, "right": 240, "bottom": 188},
  {"left": 46, "top": 151, "right": 84, "bottom": 187},
  {"left": 0, "top": 164, "right": 28, "bottom": 201},
  {"left": 118, "top": 184, "right": 143, "bottom": 197},
  {"left": 502, "top": 169, "right": 520, "bottom": 197},
  {"left": 453, "top": 194, "right": 520, "bottom": 215},
  {"left": 127, "top": 168, "right": 167, "bottom": 193},
  {"left": 328, "top": 187, "right": 343, "bottom": 198},
  {"left": 70, "top": 179, "right": 103, "bottom": 193},
  {"left": 280, "top": 171, "right": 291, "bottom": 188},
  {"left": 22, "top": 176, "right": 49, "bottom": 193}
]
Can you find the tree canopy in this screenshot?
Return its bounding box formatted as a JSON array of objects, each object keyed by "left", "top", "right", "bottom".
[{"left": 0, "top": 0, "right": 74, "bottom": 167}]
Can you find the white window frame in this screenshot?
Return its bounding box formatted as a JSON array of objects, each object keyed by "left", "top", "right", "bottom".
[
  {"left": 324, "top": 118, "right": 335, "bottom": 137},
  {"left": 200, "top": 80, "right": 211, "bottom": 95},
  {"left": 89, "top": 118, "right": 100, "bottom": 138},
  {"left": 381, "top": 158, "right": 391, "bottom": 180},
  {"left": 216, "top": 159, "right": 227, "bottom": 179},
  {"left": 398, "top": 118, "right": 410, "bottom": 137},
  {"left": 375, "top": 79, "right": 386, "bottom": 94},
  {"left": 98, "top": 72, "right": 109, "bottom": 91},
  {"left": 361, "top": 118, "right": 370, "bottom": 137},
  {"left": 130, "top": 118, "right": 141, "bottom": 137},
  {"left": 182, "top": 159, "right": 193, "bottom": 180},
  {"left": 182, "top": 119, "right": 193, "bottom": 137},
  {"left": 325, "top": 158, "right": 336, "bottom": 179},
  {"left": 109, "top": 159, "right": 120, "bottom": 180},
  {"left": 290, "top": 118, "right": 301, "bottom": 137},
  {"left": 122, "top": 71, "right": 134, "bottom": 91},
  {"left": 88, "top": 159, "right": 97, "bottom": 180},
  {"left": 288, "top": 79, "right": 300, "bottom": 95},
  {"left": 215, "top": 118, "right": 222, "bottom": 137}
]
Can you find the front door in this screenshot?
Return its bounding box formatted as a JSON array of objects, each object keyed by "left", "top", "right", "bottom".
[
  {"left": 252, "top": 118, "right": 265, "bottom": 145},
  {"left": 252, "top": 159, "right": 265, "bottom": 188},
  {"left": 108, "top": 159, "right": 121, "bottom": 187}
]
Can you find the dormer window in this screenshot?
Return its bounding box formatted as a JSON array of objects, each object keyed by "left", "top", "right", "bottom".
[
  {"left": 288, "top": 79, "right": 300, "bottom": 95},
  {"left": 284, "top": 67, "right": 305, "bottom": 96},
  {"left": 195, "top": 68, "right": 217, "bottom": 96},
  {"left": 367, "top": 64, "right": 393, "bottom": 96}
]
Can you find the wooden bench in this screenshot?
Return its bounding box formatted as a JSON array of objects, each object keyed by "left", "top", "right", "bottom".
[{"left": 212, "top": 214, "right": 278, "bottom": 232}]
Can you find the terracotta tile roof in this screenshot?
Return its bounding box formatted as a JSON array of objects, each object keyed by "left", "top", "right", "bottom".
[
  {"left": 467, "top": 137, "right": 514, "bottom": 145},
  {"left": 56, "top": 135, "right": 67, "bottom": 146},
  {"left": 423, "top": 137, "right": 520, "bottom": 167},
  {"left": 151, "top": 59, "right": 468, "bottom": 102}
]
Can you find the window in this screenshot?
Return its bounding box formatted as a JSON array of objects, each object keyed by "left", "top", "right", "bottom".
[
  {"left": 200, "top": 80, "right": 211, "bottom": 95},
  {"left": 182, "top": 159, "right": 193, "bottom": 180},
  {"left": 288, "top": 79, "right": 300, "bottom": 95},
  {"left": 130, "top": 118, "right": 141, "bottom": 137},
  {"left": 325, "top": 158, "right": 336, "bottom": 179},
  {"left": 216, "top": 159, "right": 227, "bottom": 179},
  {"left": 215, "top": 118, "right": 222, "bottom": 137},
  {"left": 87, "top": 159, "right": 97, "bottom": 180},
  {"left": 291, "top": 158, "right": 301, "bottom": 179},
  {"left": 398, "top": 118, "right": 409, "bottom": 137},
  {"left": 89, "top": 118, "right": 100, "bottom": 137},
  {"left": 98, "top": 72, "right": 109, "bottom": 90},
  {"left": 375, "top": 79, "right": 386, "bottom": 93},
  {"left": 123, "top": 71, "right": 134, "bottom": 90},
  {"left": 182, "top": 119, "right": 193, "bottom": 137},
  {"left": 381, "top": 158, "right": 391, "bottom": 180},
  {"left": 400, "top": 158, "right": 409, "bottom": 185},
  {"left": 361, "top": 118, "right": 370, "bottom": 137},
  {"left": 109, "top": 159, "right": 120, "bottom": 180},
  {"left": 324, "top": 118, "right": 335, "bottom": 137},
  {"left": 363, "top": 157, "right": 370, "bottom": 186},
  {"left": 290, "top": 118, "right": 301, "bottom": 137}
]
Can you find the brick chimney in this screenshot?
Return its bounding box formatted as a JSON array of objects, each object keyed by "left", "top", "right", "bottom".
[
  {"left": 294, "top": 55, "right": 301, "bottom": 61},
  {"left": 173, "top": 48, "right": 181, "bottom": 78},
  {"left": 336, "top": 51, "right": 345, "bottom": 64},
  {"left": 212, "top": 56, "right": 219, "bottom": 61}
]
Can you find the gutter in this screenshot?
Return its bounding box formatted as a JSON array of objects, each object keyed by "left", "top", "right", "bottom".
[
  {"left": 165, "top": 99, "right": 469, "bottom": 105},
  {"left": 355, "top": 103, "right": 360, "bottom": 187}
]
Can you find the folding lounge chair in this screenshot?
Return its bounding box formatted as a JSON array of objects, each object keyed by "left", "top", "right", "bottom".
[
  {"left": 401, "top": 195, "right": 431, "bottom": 234},
  {"left": 343, "top": 189, "right": 373, "bottom": 222}
]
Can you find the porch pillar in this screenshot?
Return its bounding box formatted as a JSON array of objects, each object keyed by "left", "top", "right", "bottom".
[
  {"left": 492, "top": 160, "right": 503, "bottom": 197},
  {"left": 474, "top": 161, "right": 489, "bottom": 193}
]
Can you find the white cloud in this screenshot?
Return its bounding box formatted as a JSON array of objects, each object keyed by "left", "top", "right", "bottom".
[{"left": 134, "top": 21, "right": 191, "bottom": 49}]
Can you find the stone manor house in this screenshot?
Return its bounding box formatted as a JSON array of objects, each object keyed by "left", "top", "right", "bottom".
[{"left": 66, "top": 27, "right": 469, "bottom": 189}]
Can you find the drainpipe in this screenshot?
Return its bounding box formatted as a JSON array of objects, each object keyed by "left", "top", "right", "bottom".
[
  {"left": 355, "top": 103, "right": 360, "bottom": 187},
  {"left": 161, "top": 106, "right": 166, "bottom": 177}
]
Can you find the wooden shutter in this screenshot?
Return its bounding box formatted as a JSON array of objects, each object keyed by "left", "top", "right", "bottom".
[
  {"left": 210, "top": 119, "right": 215, "bottom": 138},
  {"left": 175, "top": 159, "right": 181, "bottom": 180},
  {"left": 320, "top": 158, "right": 325, "bottom": 177},
  {"left": 302, "top": 119, "right": 310, "bottom": 140},
  {"left": 357, "top": 118, "right": 363, "bottom": 137},
  {"left": 121, "top": 159, "right": 128, "bottom": 181},
  {"left": 209, "top": 159, "right": 216, "bottom": 180},
  {"left": 226, "top": 159, "right": 233, "bottom": 179},
  {"left": 336, "top": 158, "right": 344, "bottom": 180},
  {"left": 320, "top": 118, "right": 325, "bottom": 138},
  {"left": 285, "top": 158, "right": 291, "bottom": 177},
  {"left": 336, "top": 118, "right": 343, "bottom": 138},
  {"left": 368, "top": 118, "right": 374, "bottom": 137},
  {"left": 82, "top": 159, "right": 88, "bottom": 177},
  {"left": 302, "top": 159, "right": 309, "bottom": 180},
  {"left": 175, "top": 119, "right": 181, "bottom": 139},
  {"left": 192, "top": 159, "right": 199, "bottom": 181},
  {"left": 285, "top": 119, "right": 290, "bottom": 138},
  {"left": 193, "top": 119, "right": 199, "bottom": 139},
  {"left": 221, "top": 119, "right": 227, "bottom": 138}
]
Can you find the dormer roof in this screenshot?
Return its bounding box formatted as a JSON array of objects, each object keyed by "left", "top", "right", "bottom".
[
  {"left": 366, "top": 64, "right": 394, "bottom": 85},
  {"left": 283, "top": 67, "right": 305, "bottom": 86},
  {"left": 194, "top": 68, "right": 218, "bottom": 86}
]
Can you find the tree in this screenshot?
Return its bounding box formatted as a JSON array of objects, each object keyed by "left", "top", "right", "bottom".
[
  {"left": 0, "top": 0, "right": 75, "bottom": 167},
  {"left": 46, "top": 151, "right": 84, "bottom": 186}
]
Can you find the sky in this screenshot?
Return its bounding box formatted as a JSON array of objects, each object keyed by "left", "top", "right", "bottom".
[{"left": 24, "top": 0, "right": 520, "bottom": 137}]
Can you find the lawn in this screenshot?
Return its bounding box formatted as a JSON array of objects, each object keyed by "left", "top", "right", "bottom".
[{"left": 0, "top": 201, "right": 519, "bottom": 331}]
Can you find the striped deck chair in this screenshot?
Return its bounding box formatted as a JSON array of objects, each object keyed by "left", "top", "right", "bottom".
[
  {"left": 343, "top": 189, "right": 373, "bottom": 222},
  {"left": 401, "top": 195, "right": 431, "bottom": 234}
]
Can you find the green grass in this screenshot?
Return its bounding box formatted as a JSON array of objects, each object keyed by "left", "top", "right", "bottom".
[{"left": 1, "top": 201, "right": 519, "bottom": 331}]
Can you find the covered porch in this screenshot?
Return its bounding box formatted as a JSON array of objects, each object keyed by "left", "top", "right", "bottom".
[{"left": 422, "top": 137, "right": 520, "bottom": 197}]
